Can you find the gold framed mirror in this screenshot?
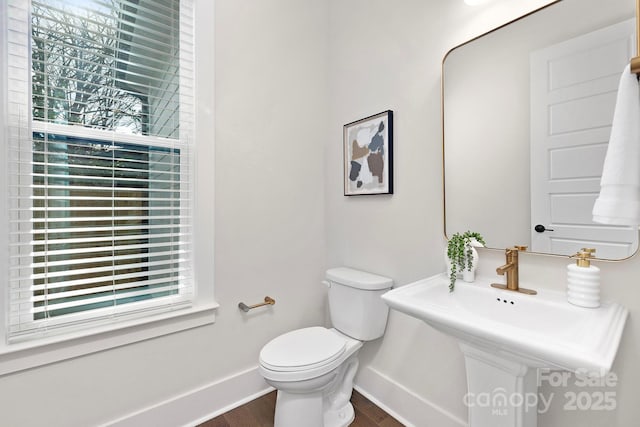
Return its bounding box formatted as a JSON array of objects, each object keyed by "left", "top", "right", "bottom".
[
  {"left": 443, "top": 0, "right": 638, "bottom": 260},
  {"left": 632, "top": 0, "right": 640, "bottom": 73}
]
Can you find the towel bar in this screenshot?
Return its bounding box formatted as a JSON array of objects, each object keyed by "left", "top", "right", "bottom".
[{"left": 238, "top": 296, "right": 275, "bottom": 312}]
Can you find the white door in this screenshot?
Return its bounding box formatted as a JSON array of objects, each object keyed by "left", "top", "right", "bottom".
[{"left": 530, "top": 19, "right": 638, "bottom": 259}]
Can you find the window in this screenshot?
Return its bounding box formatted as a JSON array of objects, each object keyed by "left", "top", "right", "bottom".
[{"left": 5, "top": 0, "right": 195, "bottom": 342}]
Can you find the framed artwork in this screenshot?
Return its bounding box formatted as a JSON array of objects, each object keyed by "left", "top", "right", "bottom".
[{"left": 343, "top": 110, "right": 393, "bottom": 196}]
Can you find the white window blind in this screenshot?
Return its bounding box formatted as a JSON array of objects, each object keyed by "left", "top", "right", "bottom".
[{"left": 5, "top": 0, "right": 195, "bottom": 342}]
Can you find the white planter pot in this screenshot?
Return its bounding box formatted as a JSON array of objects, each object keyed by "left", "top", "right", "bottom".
[{"left": 445, "top": 239, "right": 481, "bottom": 284}]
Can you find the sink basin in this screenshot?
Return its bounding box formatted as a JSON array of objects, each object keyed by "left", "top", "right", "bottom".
[
  {"left": 382, "top": 273, "right": 627, "bottom": 374},
  {"left": 382, "top": 273, "right": 628, "bottom": 427}
]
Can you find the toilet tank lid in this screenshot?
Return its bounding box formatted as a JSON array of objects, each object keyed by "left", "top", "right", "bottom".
[{"left": 326, "top": 267, "right": 393, "bottom": 290}]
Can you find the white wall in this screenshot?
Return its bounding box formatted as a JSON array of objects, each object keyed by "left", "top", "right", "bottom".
[
  {"left": 326, "top": 0, "right": 640, "bottom": 426},
  {"left": 0, "top": 1, "right": 329, "bottom": 425}
]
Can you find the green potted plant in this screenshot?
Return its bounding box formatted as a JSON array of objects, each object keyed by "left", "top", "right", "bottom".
[{"left": 446, "top": 231, "right": 486, "bottom": 292}]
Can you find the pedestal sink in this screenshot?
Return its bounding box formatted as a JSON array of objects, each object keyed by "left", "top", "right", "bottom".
[{"left": 381, "top": 273, "right": 628, "bottom": 427}]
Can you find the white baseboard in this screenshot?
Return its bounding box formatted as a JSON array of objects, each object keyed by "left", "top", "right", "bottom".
[
  {"left": 103, "top": 366, "right": 273, "bottom": 427},
  {"left": 354, "top": 366, "right": 468, "bottom": 427},
  {"left": 104, "top": 363, "right": 468, "bottom": 427}
]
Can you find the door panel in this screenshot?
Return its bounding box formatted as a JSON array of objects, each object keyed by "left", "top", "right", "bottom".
[{"left": 530, "top": 18, "right": 637, "bottom": 258}]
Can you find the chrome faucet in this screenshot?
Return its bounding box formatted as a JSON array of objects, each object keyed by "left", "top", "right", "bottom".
[{"left": 491, "top": 246, "right": 537, "bottom": 295}]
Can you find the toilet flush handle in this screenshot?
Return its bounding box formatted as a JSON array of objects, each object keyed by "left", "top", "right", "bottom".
[{"left": 322, "top": 280, "right": 331, "bottom": 288}]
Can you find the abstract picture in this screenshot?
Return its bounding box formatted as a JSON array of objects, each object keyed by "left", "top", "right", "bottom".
[{"left": 343, "top": 110, "right": 393, "bottom": 196}]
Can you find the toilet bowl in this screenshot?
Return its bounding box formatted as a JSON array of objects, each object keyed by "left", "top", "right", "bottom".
[
  {"left": 260, "top": 327, "right": 362, "bottom": 427},
  {"left": 258, "top": 267, "right": 393, "bottom": 427}
]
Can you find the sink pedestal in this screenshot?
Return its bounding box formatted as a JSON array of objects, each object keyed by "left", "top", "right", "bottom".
[{"left": 460, "top": 343, "right": 538, "bottom": 427}]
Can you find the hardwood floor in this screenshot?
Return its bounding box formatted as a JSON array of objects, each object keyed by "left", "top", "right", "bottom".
[{"left": 198, "top": 390, "right": 404, "bottom": 427}]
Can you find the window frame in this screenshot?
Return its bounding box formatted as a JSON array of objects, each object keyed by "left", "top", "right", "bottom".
[{"left": 0, "top": 0, "right": 217, "bottom": 376}]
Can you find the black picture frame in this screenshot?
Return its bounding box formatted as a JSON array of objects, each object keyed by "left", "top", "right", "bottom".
[{"left": 343, "top": 110, "right": 393, "bottom": 196}]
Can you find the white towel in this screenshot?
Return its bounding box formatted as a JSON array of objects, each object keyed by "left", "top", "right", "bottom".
[{"left": 592, "top": 64, "right": 640, "bottom": 226}]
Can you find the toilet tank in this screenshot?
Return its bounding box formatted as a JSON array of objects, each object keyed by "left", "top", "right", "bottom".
[{"left": 326, "top": 267, "right": 393, "bottom": 341}]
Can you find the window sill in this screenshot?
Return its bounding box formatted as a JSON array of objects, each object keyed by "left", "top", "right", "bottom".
[{"left": 0, "top": 301, "right": 219, "bottom": 376}]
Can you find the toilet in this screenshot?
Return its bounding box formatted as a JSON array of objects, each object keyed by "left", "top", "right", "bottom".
[{"left": 259, "top": 267, "right": 393, "bottom": 427}]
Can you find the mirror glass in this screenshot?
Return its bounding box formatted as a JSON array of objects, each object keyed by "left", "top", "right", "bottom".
[{"left": 444, "top": 0, "right": 638, "bottom": 260}]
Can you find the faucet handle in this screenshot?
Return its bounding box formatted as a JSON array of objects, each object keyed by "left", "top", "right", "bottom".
[
  {"left": 514, "top": 245, "right": 528, "bottom": 251},
  {"left": 580, "top": 248, "right": 596, "bottom": 256}
]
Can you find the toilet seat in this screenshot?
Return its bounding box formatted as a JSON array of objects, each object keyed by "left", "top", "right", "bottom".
[{"left": 260, "top": 327, "right": 346, "bottom": 372}]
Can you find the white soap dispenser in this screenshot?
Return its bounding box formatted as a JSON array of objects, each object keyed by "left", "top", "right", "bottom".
[{"left": 567, "top": 248, "right": 600, "bottom": 308}]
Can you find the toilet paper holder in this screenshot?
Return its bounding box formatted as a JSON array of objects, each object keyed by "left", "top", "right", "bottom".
[{"left": 238, "top": 296, "right": 275, "bottom": 312}]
